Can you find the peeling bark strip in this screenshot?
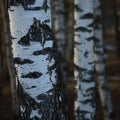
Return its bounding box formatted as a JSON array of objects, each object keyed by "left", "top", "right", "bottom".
[
  {"left": 9, "top": 0, "right": 61, "bottom": 119},
  {"left": 94, "top": 0, "right": 114, "bottom": 120},
  {"left": 74, "top": 0, "right": 96, "bottom": 120}
]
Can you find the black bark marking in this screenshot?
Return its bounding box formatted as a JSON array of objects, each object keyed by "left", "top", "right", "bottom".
[
  {"left": 88, "top": 61, "right": 95, "bottom": 65},
  {"left": 80, "top": 99, "right": 94, "bottom": 104},
  {"left": 18, "top": 34, "right": 30, "bottom": 46},
  {"left": 81, "top": 79, "right": 94, "bottom": 83},
  {"left": 48, "top": 63, "right": 57, "bottom": 71},
  {"left": 80, "top": 68, "right": 87, "bottom": 72},
  {"left": 75, "top": 27, "right": 92, "bottom": 33},
  {"left": 26, "top": 86, "right": 36, "bottom": 89},
  {"left": 41, "top": 0, "right": 49, "bottom": 13},
  {"left": 87, "top": 70, "right": 94, "bottom": 75},
  {"left": 33, "top": 47, "right": 52, "bottom": 56},
  {"left": 94, "top": 37, "right": 100, "bottom": 42},
  {"left": 74, "top": 4, "right": 83, "bottom": 12},
  {"left": 14, "top": 57, "right": 34, "bottom": 65},
  {"left": 16, "top": 0, "right": 40, "bottom": 10},
  {"left": 22, "top": 71, "right": 42, "bottom": 78},
  {"left": 18, "top": 18, "right": 53, "bottom": 46},
  {"left": 86, "top": 36, "right": 94, "bottom": 41},
  {"left": 74, "top": 64, "right": 87, "bottom": 71},
  {"left": 86, "top": 87, "right": 95, "bottom": 93},
  {"left": 84, "top": 51, "right": 89, "bottom": 57},
  {"left": 36, "top": 94, "right": 47, "bottom": 100},
  {"left": 74, "top": 41, "right": 82, "bottom": 45},
  {"left": 88, "top": 22, "right": 94, "bottom": 28},
  {"left": 11, "top": 36, "right": 17, "bottom": 39},
  {"left": 13, "top": 0, "right": 50, "bottom": 12},
  {"left": 80, "top": 13, "right": 94, "bottom": 19}
]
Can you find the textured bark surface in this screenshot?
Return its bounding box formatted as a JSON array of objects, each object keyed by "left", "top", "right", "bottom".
[
  {"left": 8, "top": 0, "right": 61, "bottom": 119},
  {"left": 74, "top": 0, "right": 96, "bottom": 120}
]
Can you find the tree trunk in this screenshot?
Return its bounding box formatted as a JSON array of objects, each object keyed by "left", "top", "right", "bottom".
[
  {"left": 94, "top": 0, "right": 114, "bottom": 120},
  {"left": 8, "top": 0, "right": 60, "bottom": 119},
  {"left": 74, "top": 0, "right": 96, "bottom": 120},
  {"left": 0, "top": 0, "right": 18, "bottom": 119},
  {"left": 64, "top": 1, "right": 75, "bottom": 120},
  {"left": 52, "top": 0, "right": 75, "bottom": 119}
]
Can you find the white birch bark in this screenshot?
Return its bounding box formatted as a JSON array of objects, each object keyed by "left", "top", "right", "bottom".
[
  {"left": 94, "top": 0, "right": 114, "bottom": 120},
  {"left": 74, "top": 0, "right": 96, "bottom": 120},
  {"left": 8, "top": 0, "right": 58, "bottom": 119}
]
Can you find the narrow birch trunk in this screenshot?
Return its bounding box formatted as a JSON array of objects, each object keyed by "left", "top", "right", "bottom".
[
  {"left": 52, "top": 0, "right": 75, "bottom": 119},
  {"left": 51, "top": 0, "right": 68, "bottom": 119},
  {"left": 8, "top": 0, "right": 60, "bottom": 119},
  {"left": 94, "top": 0, "right": 114, "bottom": 120},
  {"left": 74, "top": 0, "right": 96, "bottom": 120}
]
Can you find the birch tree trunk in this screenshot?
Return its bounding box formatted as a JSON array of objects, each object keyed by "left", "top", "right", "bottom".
[
  {"left": 8, "top": 0, "right": 60, "bottom": 119},
  {"left": 52, "top": 0, "right": 75, "bottom": 119},
  {"left": 51, "top": 0, "right": 67, "bottom": 119},
  {"left": 74, "top": 0, "right": 96, "bottom": 120},
  {"left": 94, "top": 0, "right": 114, "bottom": 120}
]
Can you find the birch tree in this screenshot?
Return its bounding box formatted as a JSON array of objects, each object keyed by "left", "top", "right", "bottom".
[
  {"left": 94, "top": 0, "right": 114, "bottom": 120},
  {"left": 51, "top": 0, "right": 75, "bottom": 119},
  {"left": 51, "top": 0, "right": 67, "bottom": 119},
  {"left": 8, "top": 0, "right": 60, "bottom": 119},
  {"left": 74, "top": 0, "right": 96, "bottom": 120}
]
